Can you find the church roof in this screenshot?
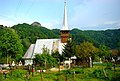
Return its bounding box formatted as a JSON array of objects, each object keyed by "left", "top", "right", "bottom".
[
  {"left": 34, "top": 39, "right": 59, "bottom": 54},
  {"left": 23, "top": 39, "right": 64, "bottom": 59},
  {"left": 22, "top": 44, "right": 35, "bottom": 59},
  {"left": 28, "top": 39, "right": 63, "bottom": 59}
]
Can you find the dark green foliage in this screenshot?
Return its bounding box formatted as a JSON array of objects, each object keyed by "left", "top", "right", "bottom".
[
  {"left": 12, "top": 23, "right": 58, "bottom": 43},
  {"left": 12, "top": 23, "right": 120, "bottom": 50},
  {"left": 0, "top": 27, "right": 23, "bottom": 63},
  {"left": 98, "top": 44, "right": 112, "bottom": 58},
  {"left": 51, "top": 51, "right": 60, "bottom": 58},
  {"left": 62, "top": 69, "right": 73, "bottom": 74},
  {"left": 0, "top": 23, "right": 120, "bottom": 64},
  {"left": 52, "top": 29, "right": 60, "bottom": 38},
  {"left": 51, "top": 51, "right": 60, "bottom": 61},
  {"left": 93, "top": 69, "right": 103, "bottom": 78},
  {"left": 71, "top": 29, "right": 120, "bottom": 49},
  {"left": 110, "top": 73, "right": 120, "bottom": 81},
  {"left": 62, "top": 39, "right": 76, "bottom": 58}
]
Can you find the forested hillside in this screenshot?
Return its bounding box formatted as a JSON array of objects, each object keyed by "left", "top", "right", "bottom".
[
  {"left": 71, "top": 29, "right": 120, "bottom": 49},
  {"left": 12, "top": 23, "right": 60, "bottom": 52},
  {"left": 0, "top": 23, "right": 120, "bottom": 63},
  {"left": 12, "top": 23, "right": 120, "bottom": 50}
]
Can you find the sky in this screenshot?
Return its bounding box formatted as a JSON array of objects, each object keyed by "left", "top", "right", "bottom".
[{"left": 0, "top": 0, "right": 120, "bottom": 30}]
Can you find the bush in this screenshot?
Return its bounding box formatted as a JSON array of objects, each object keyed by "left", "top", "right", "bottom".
[
  {"left": 92, "top": 69, "right": 103, "bottom": 78},
  {"left": 62, "top": 70, "right": 72, "bottom": 74},
  {"left": 75, "top": 69, "right": 84, "bottom": 74},
  {"left": 7, "top": 69, "right": 27, "bottom": 81}
]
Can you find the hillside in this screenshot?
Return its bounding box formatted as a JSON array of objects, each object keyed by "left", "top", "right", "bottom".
[
  {"left": 71, "top": 28, "right": 120, "bottom": 49},
  {"left": 12, "top": 23, "right": 120, "bottom": 50},
  {"left": 12, "top": 23, "right": 60, "bottom": 52},
  {"left": 0, "top": 23, "right": 120, "bottom": 63}
]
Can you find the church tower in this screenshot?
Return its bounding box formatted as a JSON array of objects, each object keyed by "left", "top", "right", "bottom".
[{"left": 60, "top": 0, "right": 70, "bottom": 43}]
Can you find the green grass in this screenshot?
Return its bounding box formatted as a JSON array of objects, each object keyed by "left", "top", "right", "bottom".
[{"left": 1, "top": 63, "right": 120, "bottom": 81}]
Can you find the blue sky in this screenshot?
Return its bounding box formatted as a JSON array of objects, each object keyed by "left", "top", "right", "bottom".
[{"left": 0, "top": 0, "right": 120, "bottom": 30}]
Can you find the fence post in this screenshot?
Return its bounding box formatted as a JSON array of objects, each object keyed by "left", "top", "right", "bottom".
[
  {"left": 26, "top": 73, "right": 29, "bottom": 81},
  {"left": 40, "top": 70, "right": 42, "bottom": 81},
  {"left": 73, "top": 71, "right": 75, "bottom": 81},
  {"left": 65, "top": 74, "right": 68, "bottom": 81}
]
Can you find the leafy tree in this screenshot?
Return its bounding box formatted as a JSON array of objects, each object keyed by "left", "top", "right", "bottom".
[
  {"left": 98, "top": 44, "right": 111, "bottom": 58},
  {"left": 0, "top": 28, "right": 23, "bottom": 63},
  {"left": 76, "top": 41, "right": 98, "bottom": 58},
  {"left": 35, "top": 47, "right": 57, "bottom": 69},
  {"left": 76, "top": 41, "right": 98, "bottom": 67},
  {"left": 97, "top": 44, "right": 112, "bottom": 62}
]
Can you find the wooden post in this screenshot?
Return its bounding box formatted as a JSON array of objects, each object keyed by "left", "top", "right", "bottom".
[
  {"left": 113, "top": 63, "right": 115, "bottom": 71},
  {"left": 28, "top": 65, "right": 31, "bottom": 75},
  {"left": 32, "top": 64, "right": 33, "bottom": 77},
  {"left": 89, "top": 57, "right": 92, "bottom": 68},
  {"left": 9, "top": 65, "right": 12, "bottom": 76},
  {"left": 10, "top": 53, "right": 12, "bottom": 65},
  {"left": 65, "top": 74, "right": 68, "bottom": 81},
  {"left": 0, "top": 67, "right": 3, "bottom": 81},
  {"left": 6, "top": 53, "right": 8, "bottom": 64},
  {"left": 45, "top": 59, "right": 46, "bottom": 69},
  {"left": 26, "top": 73, "right": 28, "bottom": 81},
  {"left": 40, "top": 70, "right": 42, "bottom": 81},
  {"left": 59, "top": 59, "right": 60, "bottom": 73},
  {"left": 73, "top": 71, "right": 75, "bottom": 81}
]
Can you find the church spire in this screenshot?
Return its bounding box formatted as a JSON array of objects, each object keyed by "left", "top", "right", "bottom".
[
  {"left": 61, "top": 0, "right": 69, "bottom": 30},
  {"left": 60, "top": 0, "right": 70, "bottom": 43}
]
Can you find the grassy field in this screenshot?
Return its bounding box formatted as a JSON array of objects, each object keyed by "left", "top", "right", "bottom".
[{"left": 0, "top": 63, "right": 120, "bottom": 81}]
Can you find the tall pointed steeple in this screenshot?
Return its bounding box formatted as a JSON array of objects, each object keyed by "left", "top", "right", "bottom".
[
  {"left": 60, "top": 0, "right": 70, "bottom": 43},
  {"left": 61, "top": 0, "right": 69, "bottom": 30}
]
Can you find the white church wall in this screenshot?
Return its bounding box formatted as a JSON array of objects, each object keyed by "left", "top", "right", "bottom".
[{"left": 25, "top": 60, "right": 33, "bottom": 66}]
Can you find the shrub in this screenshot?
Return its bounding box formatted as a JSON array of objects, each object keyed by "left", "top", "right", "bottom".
[{"left": 92, "top": 69, "right": 103, "bottom": 78}]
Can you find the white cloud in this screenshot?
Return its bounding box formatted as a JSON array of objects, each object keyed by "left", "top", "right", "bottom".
[
  {"left": 69, "top": 0, "right": 120, "bottom": 30},
  {"left": 103, "top": 21, "right": 118, "bottom": 25}
]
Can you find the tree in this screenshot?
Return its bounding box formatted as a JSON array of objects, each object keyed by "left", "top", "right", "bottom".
[
  {"left": 98, "top": 44, "right": 112, "bottom": 62},
  {"left": 117, "top": 42, "right": 120, "bottom": 56},
  {"left": 76, "top": 41, "right": 98, "bottom": 67},
  {"left": 35, "top": 47, "right": 57, "bottom": 69},
  {"left": 62, "top": 39, "right": 76, "bottom": 59},
  {"left": 0, "top": 28, "right": 23, "bottom": 63},
  {"left": 51, "top": 51, "right": 60, "bottom": 61}
]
